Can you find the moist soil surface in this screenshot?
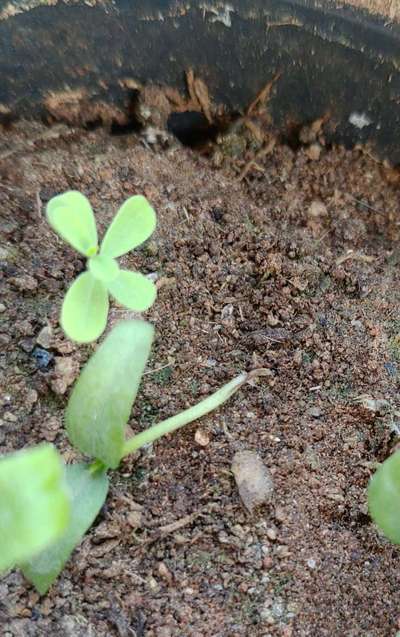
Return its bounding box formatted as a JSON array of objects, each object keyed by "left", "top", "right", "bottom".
[{"left": 1, "top": 119, "right": 400, "bottom": 637}]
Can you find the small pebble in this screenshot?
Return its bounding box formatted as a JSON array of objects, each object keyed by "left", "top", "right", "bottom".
[
  {"left": 20, "top": 338, "right": 35, "bottom": 353},
  {"left": 194, "top": 428, "right": 210, "bottom": 446},
  {"left": 36, "top": 325, "right": 53, "bottom": 349},
  {"left": 32, "top": 347, "right": 54, "bottom": 370},
  {"left": 276, "top": 545, "right": 290, "bottom": 558},
  {"left": 308, "top": 406, "right": 322, "bottom": 418},
  {"left": 127, "top": 510, "right": 142, "bottom": 529},
  {"left": 10, "top": 275, "right": 38, "bottom": 291},
  {"left": 308, "top": 200, "right": 327, "bottom": 218},
  {"left": 158, "top": 562, "right": 173, "bottom": 585},
  {"left": 4, "top": 412, "right": 17, "bottom": 423},
  {"left": 384, "top": 361, "right": 397, "bottom": 377},
  {"left": 267, "top": 313, "right": 279, "bottom": 327},
  {"left": 0, "top": 303, "right": 5, "bottom": 313},
  {"left": 305, "top": 143, "right": 322, "bottom": 161},
  {"left": 231, "top": 450, "right": 274, "bottom": 513}
]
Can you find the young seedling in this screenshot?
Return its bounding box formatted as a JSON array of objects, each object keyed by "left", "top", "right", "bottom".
[
  {"left": 0, "top": 445, "right": 70, "bottom": 572},
  {"left": 46, "top": 191, "right": 157, "bottom": 343},
  {"left": 1, "top": 192, "right": 267, "bottom": 594},
  {"left": 13, "top": 320, "right": 267, "bottom": 594},
  {"left": 368, "top": 451, "right": 400, "bottom": 543}
]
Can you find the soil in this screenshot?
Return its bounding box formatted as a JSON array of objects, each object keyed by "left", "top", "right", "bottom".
[{"left": 1, "top": 116, "right": 400, "bottom": 637}]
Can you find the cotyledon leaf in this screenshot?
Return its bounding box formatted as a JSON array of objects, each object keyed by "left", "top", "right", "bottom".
[
  {"left": 61, "top": 271, "right": 109, "bottom": 343},
  {"left": 46, "top": 191, "right": 98, "bottom": 257},
  {"left": 22, "top": 463, "right": 109, "bottom": 595},
  {"left": 100, "top": 195, "right": 156, "bottom": 258},
  {"left": 0, "top": 445, "right": 70, "bottom": 573},
  {"left": 66, "top": 320, "right": 154, "bottom": 468},
  {"left": 368, "top": 451, "right": 400, "bottom": 544},
  {"left": 108, "top": 270, "right": 157, "bottom": 311}
]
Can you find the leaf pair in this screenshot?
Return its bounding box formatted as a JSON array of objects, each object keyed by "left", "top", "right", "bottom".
[{"left": 47, "top": 191, "right": 157, "bottom": 343}]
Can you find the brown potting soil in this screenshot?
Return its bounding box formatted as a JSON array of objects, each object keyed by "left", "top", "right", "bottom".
[{"left": 1, "top": 117, "right": 400, "bottom": 636}]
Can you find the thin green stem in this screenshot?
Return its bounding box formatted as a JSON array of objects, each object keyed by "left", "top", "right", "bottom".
[{"left": 122, "top": 368, "right": 268, "bottom": 458}]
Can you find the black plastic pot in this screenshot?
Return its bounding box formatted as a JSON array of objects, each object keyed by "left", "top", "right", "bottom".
[{"left": 0, "top": 0, "right": 399, "bottom": 162}]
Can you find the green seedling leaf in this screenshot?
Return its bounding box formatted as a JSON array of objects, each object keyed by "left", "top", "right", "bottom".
[
  {"left": 108, "top": 270, "right": 157, "bottom": 311},
  {"left": 0, "top": 445, "right": 70, "bottom": 573},
  {"left": 368, "top": 451, "right": 400, "bottom": 543},
  {"left": 46, "top": 191, "right": 98, "bottom": 257},
  {"left": 61, "top": 272, "right": 109, "bottom": 343},
  {"left": 100, "top": 195, "right": 156, "bottom": 258},
  {"left": 66, "top": 320, "right": 154, "bottom": 468},
  {"left": 22, "top": 463, "right": 109, "bottom": 594},
  {"left": 88, "top": 254, "right": 120, "bottom": 284},
  {"left": 46, "top": 192, "right": 157, "bottom": 343}
]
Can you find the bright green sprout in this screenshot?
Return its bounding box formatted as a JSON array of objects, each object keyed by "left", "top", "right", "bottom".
[
  {"left": 0, "top": 444, "right": 70, "bottom": 573},
  {"left": 46, "top": 191, "right": 157, "bottom": 343},
  {"left": 17, "top": 320, "right": 268, "bottom": 593},
  {"left": 368, "top": 451, "right": 400, "bottom": 544},
  {"left": 2, "top": 192, "right": 269, "bottom": 595}
]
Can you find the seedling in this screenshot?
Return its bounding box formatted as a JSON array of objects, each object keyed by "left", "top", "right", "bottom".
[
  {"left": 368, "top": 451, "right": 400, "bottom": 543},
  {"left": 0, "top": 321, "right": 267, "bottom": 593},
  {"left": 1, "top": 192, "right": 268, "bottom": 594},
  {"left": 46, "top": 191, "right": 157, "bottom": 342}
]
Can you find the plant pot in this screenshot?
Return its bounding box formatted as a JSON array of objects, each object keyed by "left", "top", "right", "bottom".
[{"left": 0, "top": 0, "right": 399, "bottom": 161}]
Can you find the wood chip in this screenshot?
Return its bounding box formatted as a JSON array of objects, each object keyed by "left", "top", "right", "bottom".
[
  {"left": 185, "top": 68, "right": 213, "bottom": 122},
  {"left": 335, "top": 250, "right": 375, "bottom": 265},
  {"left": 247, "top": 72, "right": 281, "bottom": 116}
]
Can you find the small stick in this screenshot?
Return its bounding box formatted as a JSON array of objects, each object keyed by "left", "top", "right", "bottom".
[
  {"left": 346, "top": 193, "right": 385, "bottom": 216},
  {"left": 236, "top": 138, "right": 276, "bottom": 182},
  {"left": 136, "top": 511, "right": 204, "bottom": 549},
  {"left": 35, "top": 190, "right": 42, "bottom": 218}
]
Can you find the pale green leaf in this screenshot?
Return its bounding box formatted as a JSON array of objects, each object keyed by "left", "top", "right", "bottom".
[
  {"left": 61, "top": 272, "right": 109, "bottom": 343},
  {"left": 88, "top": 254, "right": 119, "bottom": 284},
  {"left": 368, "top": 451, "right": 400, "bottom": 543},
  {"left": 66, "top": 320, "right": 154, "bottom": 468},
  {"left": 22, "top": 463, "right": 109, "bottom": 595},
  {"left": 100, "top": 195, "right": 156, "bottom": 258},
  {"left": 0, "top": 445, "right": 70, "bottom": 573},
  {"left": 108, "top": 270, "right": 157, "bottom": 312},
  {"left": 47, "top": 191, "right": 98, "bottom": 257}
]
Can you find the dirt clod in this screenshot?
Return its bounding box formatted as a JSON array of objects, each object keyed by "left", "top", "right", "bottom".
[{"left": 231, "top": 450, "right": 274, "bottom": 512}]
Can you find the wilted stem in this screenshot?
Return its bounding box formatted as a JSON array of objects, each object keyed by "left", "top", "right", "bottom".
[{"left": 122, "top": 368, "right": 269, "bottom": 458}]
